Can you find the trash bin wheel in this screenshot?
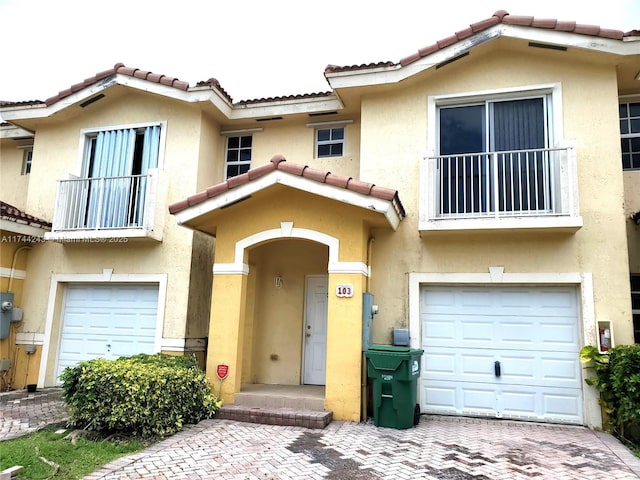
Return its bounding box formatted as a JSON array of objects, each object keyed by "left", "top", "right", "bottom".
[{"left": 413, "top": 404, "right": 421, "bottom": 426}]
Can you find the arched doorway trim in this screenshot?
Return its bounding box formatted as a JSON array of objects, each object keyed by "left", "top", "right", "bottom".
[{"left": 212, "top": 222, "right": 368, "bottom": 276}]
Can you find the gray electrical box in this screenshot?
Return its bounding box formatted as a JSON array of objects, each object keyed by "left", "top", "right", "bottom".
[
  {"left": 393, "top": 328, "right": 410, "bottom": 346},
  {"left": 0, "top": 292, "right": 15, "bottom": 340},
  {"left": 362, "top": 293, "right": 374, "bottom": 351}
]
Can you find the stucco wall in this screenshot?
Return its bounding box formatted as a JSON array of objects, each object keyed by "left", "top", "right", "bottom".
[
  {"left": 248, "top": 121, "right": 361, "bottom": 180},
  {"left": 4, "top": 90, "right": 223, "bottom": 385},
  {"left": 20, "top": 91, "right": 204, "bottom": 337},
  {"left": 356, "top": 45, "right": 634, "bottom": 344},
  {"left": 0, "top": 138, "right": 30, "bottom": 210}
]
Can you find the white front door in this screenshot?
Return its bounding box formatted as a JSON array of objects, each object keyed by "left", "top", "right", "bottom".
[
  {"left": 57, "top": 284, "right": 159, "bottom": 380},
  {"left": 421, "top": 285, "right": 583, "bottom": 424},
  {"left": 303, "top": 275, "right": 328, "bottom": 385}
]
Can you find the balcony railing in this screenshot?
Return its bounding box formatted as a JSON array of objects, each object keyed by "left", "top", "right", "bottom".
[
  {"left": 420, "top": 144, "right": 582, "bottom": 232},
  {"left": 51, "top": 171, "right": 157, "bottom": 233}
]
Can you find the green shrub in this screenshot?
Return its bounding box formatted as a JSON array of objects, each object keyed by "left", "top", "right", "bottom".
[
  {"left": 60, "top": 354, "right": 222, "bottom": 438},
  {"left": 581, "top": 344, "right": 640, "bottom": 443}
]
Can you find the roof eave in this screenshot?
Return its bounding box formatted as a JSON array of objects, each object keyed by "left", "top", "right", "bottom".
[
  {"left": 0, "top": 218, "right": 50, "bottom": 237},
  {"left": 173, "top": 170, "right": 403, "bottom": 231},
  {"left": 326, "top": 24, "right": 639, "bottom": 90},
  {"left": 0, "top": 74, "right": 236, "bottom": 122}
]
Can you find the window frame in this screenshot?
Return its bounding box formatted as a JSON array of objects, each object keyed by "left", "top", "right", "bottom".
[
  {"left": 619, "top": 100, "right": 640, "bottom": 171},
  {"left": 77, "top": 121, "right": 166, "bottom": 176},
  {"left": 21, "top": 146, "right": 33, "bottom": 175},
  {"left": 420, "top": 83, "right": 584, "bottom": 232},
  {"left": 428, "top": 84, "right": 563, "bottom": 156},
  {"left": 307, "top": 120, "right": 352, "bottom": 159},
  {"left": 315, "top": 126, "right": 345, "bottom": 158},
  {"left": 224, "top": 134, "right": 253, "bottom": 179}
]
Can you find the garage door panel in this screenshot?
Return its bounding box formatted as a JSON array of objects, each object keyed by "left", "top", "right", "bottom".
[
  {"left": 57, "top": 284, "right": 159, "bottom": 381},
  {"left": 424, "top": 318, "right": 579, "bottom": 351},
  {"left": 425, "top": 349, "right": 581, "bottom": 389},
  {"left": 420, "top": 285, "right": 583, "bottom": 424},
  {"left": 424, "top": 352, "right": 456, "bottom": 375},
  {"left": 425, "top": 380, "right": 583, "bottom": 423}
]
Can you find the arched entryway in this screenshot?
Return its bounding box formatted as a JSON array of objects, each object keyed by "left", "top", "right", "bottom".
[{"left": 169, "top": 156, "right": 405, "bottom": 421}]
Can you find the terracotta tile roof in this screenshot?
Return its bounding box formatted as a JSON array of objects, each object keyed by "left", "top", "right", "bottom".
[
  {"left": 325, "top": 10, "right": 633, "bottom": 73},
  {"left": 1, "top": 63, "right": 334, "bottom": 108},
  {"left": 0, "top": 63, "right": 224, "bottom": 108},
  {"left": 0, "top": 201, "right": 52, "bottom": 229},
  {"left": 169, "top": 155, "right": 406, "bottom": 218},
  {"left": 43, "top": 63, "right": 192, "bottom": 106},
  {"left": 238, "top": 91, "right": 334, "bottom": 105}
]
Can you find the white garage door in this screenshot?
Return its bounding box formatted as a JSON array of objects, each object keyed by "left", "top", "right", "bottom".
[
  {"left": 421, "top": 285, "right": 583, "bottom": 424},
  {"left": 57, "top": 284, "right": 159, "bottom": 380}
]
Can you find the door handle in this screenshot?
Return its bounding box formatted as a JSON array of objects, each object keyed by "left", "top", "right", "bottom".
[{"left": 494, "top": 360, "right": 501, "bottom": 377}]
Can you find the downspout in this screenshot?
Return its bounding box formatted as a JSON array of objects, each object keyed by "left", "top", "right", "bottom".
[
  {"left": 366, "top": 237, "right": 375, "bottom": 292},
  {"left": 8, "top": 246, "right": 32, "bottom": 292}
]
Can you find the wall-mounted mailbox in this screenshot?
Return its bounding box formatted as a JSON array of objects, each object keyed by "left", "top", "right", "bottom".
[
  {"left": 0, "top": 292, "right": 15, "bottom": 340},
  {"left": 597, "top": 320, "right": 614, "bottom": 353}
]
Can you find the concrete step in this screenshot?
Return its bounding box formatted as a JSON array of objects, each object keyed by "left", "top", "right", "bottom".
[
  {"left": 233, "top": 389, "right": 325, "bottom": 411},
  {"left": 216, "top": 405, "right": 333, "bottom": 429}
]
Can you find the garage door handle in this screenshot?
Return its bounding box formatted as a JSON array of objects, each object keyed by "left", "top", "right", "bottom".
[{"left": 494, "top": 361, "right": 501, "bottom": 378}]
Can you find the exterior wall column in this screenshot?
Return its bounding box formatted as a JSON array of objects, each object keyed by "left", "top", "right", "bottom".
[
  {"left": 206, "top": 272, "right": 248, "bottom": 404},
  {"left": 325, "top": 272, "right": 367, "bottom": 421}
]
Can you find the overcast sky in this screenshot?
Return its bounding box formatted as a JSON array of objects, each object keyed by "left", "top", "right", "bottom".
[{"left": 0, "top": 0, "right": 638, "bottom": 104}]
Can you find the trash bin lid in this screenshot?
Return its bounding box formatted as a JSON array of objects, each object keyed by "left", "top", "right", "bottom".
[{"left": 367, "top": 344, "right": 411, "bottom": 353}]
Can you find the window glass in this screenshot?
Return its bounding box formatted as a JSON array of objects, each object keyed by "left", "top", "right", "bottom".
[
  {"left": 225, "top": 135, "right": 252, "bottom": 179},
  {"left": 22, "top": 148, "right": 33, "bottom": 175},
  {"left": 316, "top": 127, "right": 345, "bottom": 158},
  {"left": 440, "top": 105, "right": 485, "bottom": 155}
]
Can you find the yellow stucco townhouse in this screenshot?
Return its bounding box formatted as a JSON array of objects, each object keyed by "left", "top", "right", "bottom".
[{"left": 1, "top": 10, "right": 638, "bottom": 429}]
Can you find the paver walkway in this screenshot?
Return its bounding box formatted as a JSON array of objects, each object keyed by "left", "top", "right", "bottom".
[
  {"left": 2, "top": 388, "right": 639, "bottom": 479},
  {"left": 0, "top": 387, "right": 68, "bottom": 440}
]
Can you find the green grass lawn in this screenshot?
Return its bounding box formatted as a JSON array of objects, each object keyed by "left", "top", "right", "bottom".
[{"left": 0, "top": 424, "right": 146, "bottom": 480}]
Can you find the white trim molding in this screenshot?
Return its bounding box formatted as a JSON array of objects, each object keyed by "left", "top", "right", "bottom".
[
  {"left": 213, "top": 224, "right": 369, "bottom": 277},
  {"left": 16, "top": 332, "right": 45, "bottom": 345},
  {"left": 38, "top": 270, "right": 168, "bottom": 388},
  {"left": 0, "top": 267, "right": 26, "bottom": 280},
  {"left": 161, "top": 337, "right": 207, "bottom": 352}
]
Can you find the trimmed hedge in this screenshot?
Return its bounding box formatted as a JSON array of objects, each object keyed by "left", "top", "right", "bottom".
[
  {"left": 61, "top": 353, "right": 222, "bottom": 438},
  {"left": 581, "top": 344, "right": 640, "bottom": 443}
]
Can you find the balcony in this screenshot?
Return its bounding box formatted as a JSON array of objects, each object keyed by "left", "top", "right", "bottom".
[
  {"left": 419, "top": 144, "right": 583, "bottom": 234},
  {"left": 45, "top": 169, "right": 163, "bottom": 242}
]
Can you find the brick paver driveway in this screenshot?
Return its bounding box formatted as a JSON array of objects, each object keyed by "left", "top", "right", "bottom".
[{"left": 85, "top": 416, "right": 640, "bottom": 479}]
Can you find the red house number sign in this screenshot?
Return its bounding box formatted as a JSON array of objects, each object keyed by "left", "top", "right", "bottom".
[{"left": 216, "top": 364, "right": 229, "bottom": 380}]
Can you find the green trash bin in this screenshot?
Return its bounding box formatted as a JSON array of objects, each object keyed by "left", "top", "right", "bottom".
[{"left": 365, "top": 345, "right": 424, "bottom": 429}]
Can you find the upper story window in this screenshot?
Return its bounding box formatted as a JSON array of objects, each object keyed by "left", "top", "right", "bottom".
[
  {"left": 226, "top": 135, "right": 252, "bottom": 179},
  {"left": 421, "top": 84, "right": 582, "bottom": 232},
  {"left": 22, "top": 147, "right": 33, "bottom": 175},
  {"left": 436, "top": 95, "right": 554, "bottom": 216},
  {"left": 50, "top": 123, "right": 163, "bottom": 234},
  {"left": 620, "top": 102, "right": 640, "bottom": 170},
  {"left": 316, "top": 127, "right": 344, "bottom": 158},
  {"left": 83, "top": 125, "right": 161, "bottom": 178}
]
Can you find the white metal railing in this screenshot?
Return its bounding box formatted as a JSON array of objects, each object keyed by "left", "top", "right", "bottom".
[
  {"left": 52, "top": 173, "right": 155, "bottom": 231},
  {"left": 428, "top": 147, "right": 572, "bottom": 219}
]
